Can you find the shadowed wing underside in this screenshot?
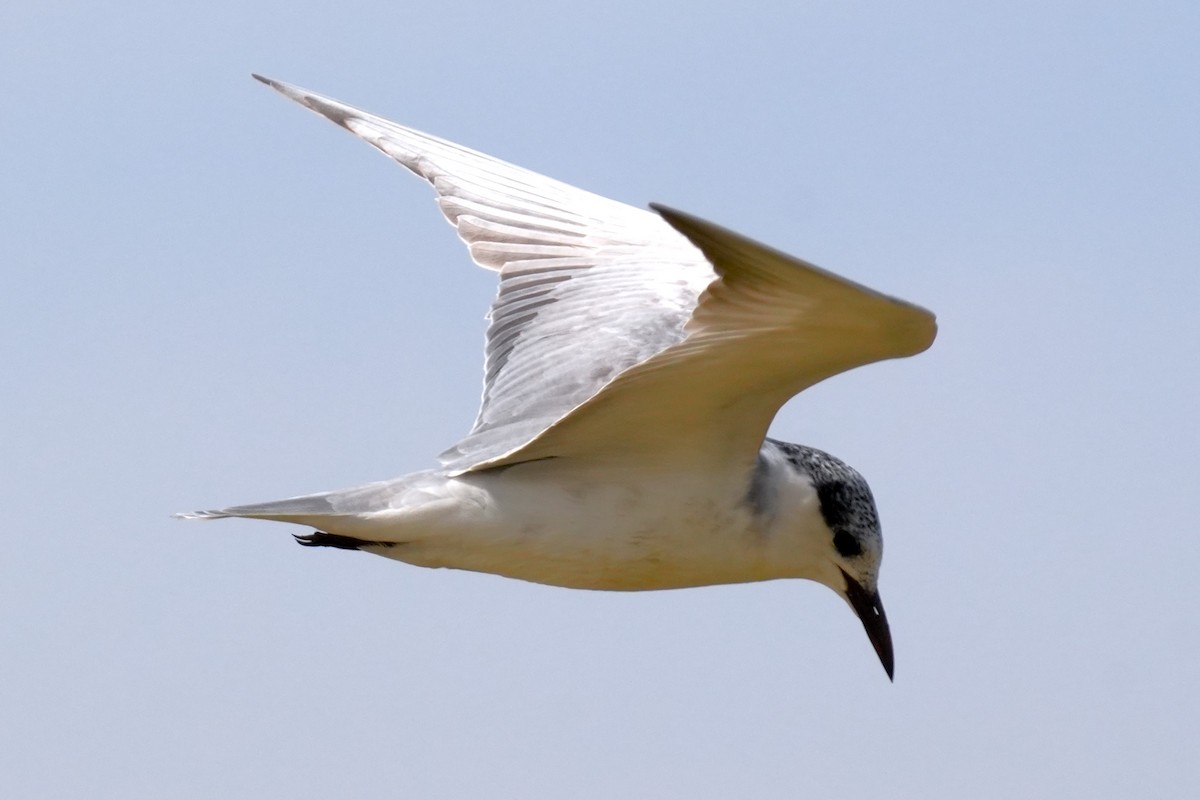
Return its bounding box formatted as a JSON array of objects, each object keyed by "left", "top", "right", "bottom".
[{"left": 256, "top": 76, "right": 937, "bottom": 475}]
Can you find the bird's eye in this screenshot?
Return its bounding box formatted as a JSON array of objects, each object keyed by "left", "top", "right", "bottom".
[{"left": 833, "top": 530, "right": 862, "bottom": 558}]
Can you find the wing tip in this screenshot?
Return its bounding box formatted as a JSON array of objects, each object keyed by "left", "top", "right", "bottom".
[
  {"left": 654, "top": 201, "right": 939, "bottom": 357},
  {"left": 900, "top": 307, "right": 938, "bottom": 356},
  {"left": 251, "top": 73, "right": 359, "bottom": 131}
]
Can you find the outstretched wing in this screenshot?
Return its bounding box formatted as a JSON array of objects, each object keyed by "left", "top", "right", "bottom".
[
  {"left": 256, "top": 76, "right": 713, "bottom": 471},
  {"left": 256, "top": 77, "right": 936, "bottom": 476},
  {"left": 489, "top": 205, "right": 937, "bottom": 473}
]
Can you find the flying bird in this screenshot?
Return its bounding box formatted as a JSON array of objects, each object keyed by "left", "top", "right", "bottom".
[{"left": 179, "top": 75, "right": 937, "bottom": 680}]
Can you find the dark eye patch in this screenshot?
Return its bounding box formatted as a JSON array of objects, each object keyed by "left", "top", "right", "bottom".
[
  {"left": 816, "top": 480, "right": 851, "bottom": 529},
  {"left": 833, "top": 530, "right": 863, "bottom": 558},
  {"left": 815, "top": 478, "right": 870, "bottom": 558}
]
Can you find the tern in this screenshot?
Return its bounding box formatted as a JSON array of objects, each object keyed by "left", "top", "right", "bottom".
[{"left": 179, "top": 75, "right": 937, "bottom": 679}]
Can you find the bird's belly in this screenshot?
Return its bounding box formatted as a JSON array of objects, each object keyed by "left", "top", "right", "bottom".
[{"left": 369, "top": 467, "right": 771, "bottom": 590}]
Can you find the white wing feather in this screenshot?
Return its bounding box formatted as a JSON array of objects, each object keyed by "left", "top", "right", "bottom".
[{"left": 256, "top": 77, "right": 936, "bottom": 475}]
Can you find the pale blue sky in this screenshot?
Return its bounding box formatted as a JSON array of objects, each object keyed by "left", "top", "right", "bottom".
[{"left": 3, "top": 2, "right": 1198, "bottom": 797}]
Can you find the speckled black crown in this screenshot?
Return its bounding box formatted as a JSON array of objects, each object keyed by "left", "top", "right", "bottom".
[{"left": 765, "top": 438, "right": 881, "bottom": 559}]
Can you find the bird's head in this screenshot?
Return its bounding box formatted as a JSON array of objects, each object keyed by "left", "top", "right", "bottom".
[
  {"left": 768, "top": 441, "right": 894, "bottom": 680},
  {"left": 815, "top": 469, "right": 893, "bottom": 681}
]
